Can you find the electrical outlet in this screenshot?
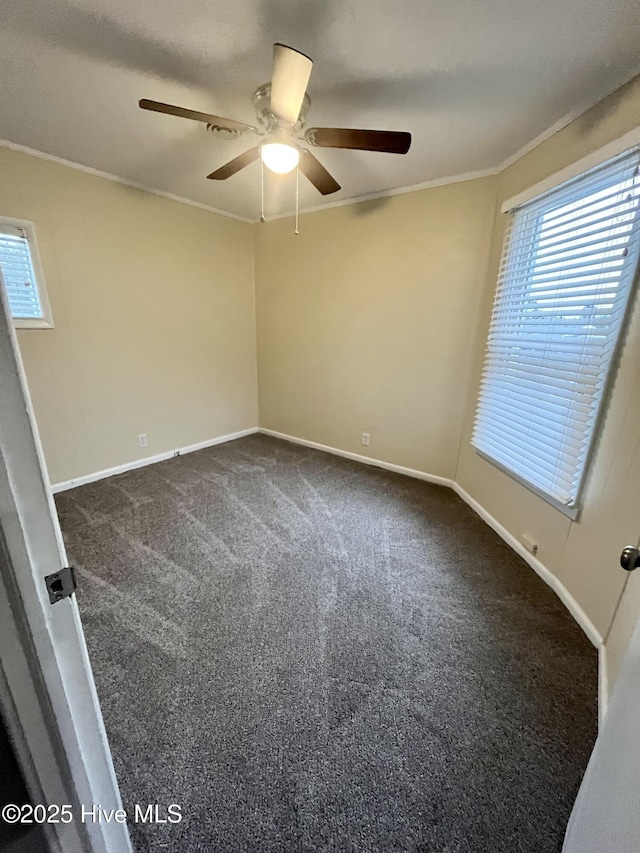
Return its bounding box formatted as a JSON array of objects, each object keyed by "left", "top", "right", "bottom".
[
  {"left": 361, "top": 433, "right": 370, "bottom": 447},
  {"left": 138, "top": 433, "right": 148, "bottom": 448}
]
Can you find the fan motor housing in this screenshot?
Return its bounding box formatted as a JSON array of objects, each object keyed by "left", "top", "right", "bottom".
[{"left": 252, "top": 83, "right": 310, "bottom": 133}]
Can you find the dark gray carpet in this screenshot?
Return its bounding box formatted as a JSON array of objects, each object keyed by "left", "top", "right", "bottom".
[{"left": 55, "top": 434, "right": 596, "bottom": 853}]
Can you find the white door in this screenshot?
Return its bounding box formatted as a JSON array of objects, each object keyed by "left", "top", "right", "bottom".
[
  {"left": 563, "top": 451, "right": 640, "bottom": 852},
  {"left": 563, "top": 563, "right": 640, "bottom": 852},
  {"left": 0, "top": 281, "right": 132, "bottom": 852}
]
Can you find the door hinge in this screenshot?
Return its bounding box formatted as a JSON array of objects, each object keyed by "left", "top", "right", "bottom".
[{"left": 45, "top": 566, "right": 77, "bottom": 604}]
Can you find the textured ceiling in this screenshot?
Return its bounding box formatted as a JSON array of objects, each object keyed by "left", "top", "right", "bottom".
[{"left": 1, "top": 0, "right": 639, "bottom": 221}]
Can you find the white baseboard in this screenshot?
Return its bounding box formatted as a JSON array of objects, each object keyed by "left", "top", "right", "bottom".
[
  {"left": 258, "top": 428, "right": 454, "bottom": 488},
  {"left": 452, "top": 483, "right": 603, "bottom": 649},
  {"left": 50, "top": 423, "right": 607, "bottom": 717},
  {"left": 261, "top": 431, "right": 600, "bottom": 640},
  {"left": 50, "top": 427, "right": 260, "bottom": 493},
  {"left": 263, "top": 431, "right": 605, "bottom": 713},
  {"left": 452, "top": 481, "right": 607, "bottom": 721}
]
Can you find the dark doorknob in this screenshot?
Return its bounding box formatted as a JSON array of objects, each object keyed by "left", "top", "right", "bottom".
[{"left": 620, "top": 546, "right": 640, "bottom": 572}]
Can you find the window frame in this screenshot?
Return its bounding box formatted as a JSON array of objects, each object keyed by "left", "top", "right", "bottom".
[
  {"left": 473, "top": 140, "right": 640, "bottom": 520},
  {"left": 0, "top": 217, "right": 54, "bottom": 330}
]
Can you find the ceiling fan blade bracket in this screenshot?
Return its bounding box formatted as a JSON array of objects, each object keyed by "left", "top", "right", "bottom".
[{"left": 206, "top": 124, "right": 245, "bottom": 139}]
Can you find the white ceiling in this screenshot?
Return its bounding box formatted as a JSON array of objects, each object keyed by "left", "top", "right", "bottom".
[{"left": 1, "top": 0, "right": 639, "bottom": 221}]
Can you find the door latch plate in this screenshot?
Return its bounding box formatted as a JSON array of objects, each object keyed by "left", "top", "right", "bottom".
[{"left": 45, "top": 566, "right": 77, "bottom": 604}]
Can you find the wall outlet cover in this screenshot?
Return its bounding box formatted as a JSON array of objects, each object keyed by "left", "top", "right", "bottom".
[{"left": 521, "top": 533, "right": 538, "bottom": 555}]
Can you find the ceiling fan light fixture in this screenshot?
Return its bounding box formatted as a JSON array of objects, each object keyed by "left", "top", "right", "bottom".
[
  {"left": 141, "top": 43, "right": 411, "bottom": 204},
  {"left": 261, "top": 141, "right": 299, "bottom": 174}
]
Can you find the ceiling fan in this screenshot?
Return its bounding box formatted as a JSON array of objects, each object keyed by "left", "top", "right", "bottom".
[{"left": 139, "top": 43, "right": 412, "bottom": 199}]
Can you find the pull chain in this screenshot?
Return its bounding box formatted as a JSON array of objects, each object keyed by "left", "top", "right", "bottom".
[
  {"left": 295, "top": 161, "right": 299, "bottom": 235},
  {"left": 260, "top": 156, "right": 300, "bottom": 233}
]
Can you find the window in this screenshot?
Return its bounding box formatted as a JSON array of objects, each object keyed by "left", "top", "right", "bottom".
[
  {"left": 473, "top": 147, "right": 640, "bottom": 517},
  {"left": 0, "top": 219, "right": 53, "bottom": 329}
]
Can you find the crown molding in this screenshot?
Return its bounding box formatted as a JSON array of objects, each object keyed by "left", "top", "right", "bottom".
[
  {"left": 257, "top": 165, "right": 501, "bottom": 223},
  {"left": 501, "top": 125, "right": 640, "bottom": 213},
  {"left": 495, "top": 73, "right": 640, "bottom": 174},
  {"left": 4, "top": 69, "right": 638, "bottom": 225},
  {"left": 0, "top": 139, "right": 254, "bottom": 224}
]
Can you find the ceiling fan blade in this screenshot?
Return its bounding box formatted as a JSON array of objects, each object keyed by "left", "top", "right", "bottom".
[
  {"left": 270, "top": 43, "right": 313, "bottom": 124},
  {"left": 305, "top": 127, "right": 411, "bottom": 154},
  {"left": 299, "top": 150, "right": 341, "bottom": 195},
  {"left": 139, "top": 99, "right": 257, "bottom": 133},
  {"left": 207, "top": 147, "right": 261, "bottom": 180}
]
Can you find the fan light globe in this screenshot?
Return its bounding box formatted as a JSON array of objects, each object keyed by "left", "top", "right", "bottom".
[{"left": 261, "top": 142, "right": 299, "bottom": 174}]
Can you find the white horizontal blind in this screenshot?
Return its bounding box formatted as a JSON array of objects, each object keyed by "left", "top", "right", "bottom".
[
  {"left": 473, "top": 147, "right": 640, "bottom": 511},
  {"left": 0, "top": 225, "right": 43, "bottom": 320}
]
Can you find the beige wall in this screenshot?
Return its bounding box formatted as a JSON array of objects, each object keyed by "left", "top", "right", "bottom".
[
  {"left": 1, "top": 147, "right": 258, "bottom": 485},
  {"left": 455, "top": 75, "right": 640, "bottom": 688},
  {"left": 254, "top": 178, "right": 498, "bottom": 478},
  {"left": 5, "top": 74, "right": 640, "bottom": 697},
  {"left": 255, "top": 76, "right": 640, "bottom": 698}
]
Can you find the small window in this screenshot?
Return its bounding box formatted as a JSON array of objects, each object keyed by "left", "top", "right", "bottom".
[
  {"left": 0, "top": 219, "right": 53, "bottom": 329},
  {"left": 473, "top": 147, "right": 640, "bottom": 518}
]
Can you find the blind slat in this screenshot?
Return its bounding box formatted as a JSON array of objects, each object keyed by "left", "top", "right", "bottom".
[
  {"left": 503, "top": 205, "right": 637, "bottom": 258},
  {"left": 472, "top": 146, "right": 640, "bottom": 510},
  {"left": 0, "top": 232, "right": 44, "bottom": 320}
]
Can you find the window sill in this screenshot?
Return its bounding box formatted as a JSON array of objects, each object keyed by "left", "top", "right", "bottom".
[
  {"left": 14, "top": 319, "right": 54, "bottom": 330},
  {"left": 473, "top": 446, "right": 582, "bottom": 522}
]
